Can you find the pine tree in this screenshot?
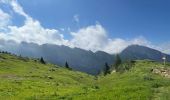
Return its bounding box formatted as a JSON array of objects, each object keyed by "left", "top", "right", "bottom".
[
  {"left": 114, "top": 54, "right": 122, "bottom": 72},
  {"left": 104, "top": 62, "right": 110, "bottom": 75},
  {"left": 40, "top": 57, "right": 46, "bottom": 64},
  {"left": 65, "top": 61, "right": 71, "bottom": 70}
]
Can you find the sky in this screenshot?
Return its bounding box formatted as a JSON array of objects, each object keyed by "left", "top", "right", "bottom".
[{"left": 0, "top": 0, "right": 170, "bottom": 54}]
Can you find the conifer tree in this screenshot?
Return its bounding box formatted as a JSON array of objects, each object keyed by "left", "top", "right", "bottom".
[
  {"left": 40, "top": 57, "right": 46, "bottom": 64},
  {"left": 114, "top": 54, "right": 122, "bottom": 72},
  {"left": 104, "top": 62, "right": 110, "bottom": 75},
  {"left": 65, "top": 61, "right": 71, "bottom": 70}
]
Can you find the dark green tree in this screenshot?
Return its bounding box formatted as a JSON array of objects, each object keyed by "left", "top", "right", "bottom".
[
  {"left": 114, "top": 54, "right": 122, "bottom": 72},
  {"left": 65, "top": 61, "right": 71, "bottom": 70},
  {"left": 40, "top": 57, "right": 46, "bottom": 64},
  {"left": 104, "top": 62, "right": 110, "bottom": 75}
]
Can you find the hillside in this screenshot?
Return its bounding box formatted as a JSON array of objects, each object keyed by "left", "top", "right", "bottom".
[
  {"left": 0, "top": 53, "right": 170, "bottom": 99},
  {"left": 0, "top": 53, "right": 95, "bottom": 99}
]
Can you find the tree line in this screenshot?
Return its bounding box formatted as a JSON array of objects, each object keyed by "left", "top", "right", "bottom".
[{"left": 102, "top": 54, "right": 134, "bottom": 76}]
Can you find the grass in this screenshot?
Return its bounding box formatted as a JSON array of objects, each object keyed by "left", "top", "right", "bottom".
[{"left": 0, "top": 53, "right": 170, "bottom": 100}]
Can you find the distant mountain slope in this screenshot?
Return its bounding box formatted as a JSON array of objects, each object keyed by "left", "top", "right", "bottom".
[
  {"left": 0, "top": 41, "right": 170, "bottom": 75},
  {"left": 12, "top": 42, "right": 115, "bottom": 75},
  {"left": 120, "top": 45, "right": 170, "bottom": 62},
  {"left": 40, "top": 44, "right": 114, "bottom": 74}
]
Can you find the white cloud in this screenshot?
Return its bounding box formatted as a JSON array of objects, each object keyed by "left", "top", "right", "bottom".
[
  {"left": 69, "top": 24, "right": 151, "bottom": 54},
  {"left": 4, "top": 19, "right": 68, "bottom": 45},
  {"left": 73, "top": 14, "right": 79, "bottom": 23},
  {"left": 156, "top": 42, "right": 170, "bottom": 54},
  {"left": 0, "top": 0, "right": 9, "bottom": 3},
  {"left": 0, "top": 0, "right": 68, "bottom": 45},
  {"left": 0, "top": 0, "right": 28, "bottom": 19},
  {"left": 10, "top": 0, "right": 29, "bottom": 19},
  {"left": 60, "top": 28, "right": 65, "bottom": 31},
  {"left": 0, "top": 9, "right": 11, "bottom": 30},
  {"left": 103, "top": 38, "right": 129, "bottom": 54},
  {"left": 70, "top": 24, "right": 107, "bottom": 51},
  {"left": 104, "top": 36, "right": 152, "bottom": 54},
  {"left": 0, "top": 0, "right": 170, "bottom": 54}
]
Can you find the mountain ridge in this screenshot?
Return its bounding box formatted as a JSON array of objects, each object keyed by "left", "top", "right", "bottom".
[
  {"left": 0, "top": 41, "right": 169, "bottom": 75},
  {"left": 120, "top": 45, "right": 170, "bottom": 62}
]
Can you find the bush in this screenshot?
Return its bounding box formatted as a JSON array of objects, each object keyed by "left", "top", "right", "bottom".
[
  {"left": 143, "top": 75, "right": 154, "bottom": 81},
  {"left": 114, "top": 60, "right": 134, "bottom": 73},
  {"left": 152, "top": 83, "right": 162, "bottom": 88}
]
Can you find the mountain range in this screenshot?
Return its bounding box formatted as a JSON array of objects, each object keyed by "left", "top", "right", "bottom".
[{"left": 0, "top": 41, "right": 169, "bottom": 75}]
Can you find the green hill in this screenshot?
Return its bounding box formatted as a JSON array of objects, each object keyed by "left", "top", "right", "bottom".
[
  {"left": 0, "top": 53, "right": 170, "bottom": 100},
  {"left": 0, "top": 53, "right": 95, "bottom": 99}
]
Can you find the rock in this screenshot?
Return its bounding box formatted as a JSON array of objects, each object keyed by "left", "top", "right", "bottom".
[
  {"left": 111, "top": 70, "right": 116, "bottom": 73},
  {"left": 152, "top": 67, "right": 170, "bottom": 78}
]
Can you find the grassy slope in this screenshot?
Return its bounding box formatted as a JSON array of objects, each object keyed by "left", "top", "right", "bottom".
[
  {"left": 0, "top": 53, "right": 170, "bottom": 100},
  {"left": 0, "top": 53, "right": 95, "bottom": 99},
  {"left": 73, "top": 60, "right": 170, "bottom": 100}
]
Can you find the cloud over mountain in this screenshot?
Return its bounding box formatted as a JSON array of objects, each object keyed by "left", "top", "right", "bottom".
[
  {"left": 0, "top": 0, "right": 169, "bottom": 54},
  {"left": 0, "top": 0, "right": 68, "bottom": 45}
]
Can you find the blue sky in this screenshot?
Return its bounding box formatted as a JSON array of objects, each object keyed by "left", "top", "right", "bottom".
[
  {"left": 17, "top": 0, "right": 170, "bottom": 43},
  {"left": 0, "top": 0, "right": 170, "bottom": 54}
]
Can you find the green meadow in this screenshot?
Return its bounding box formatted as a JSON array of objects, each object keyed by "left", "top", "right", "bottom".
[{"left": 0, "top": 53, "right": 170, "bottom": 100}]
